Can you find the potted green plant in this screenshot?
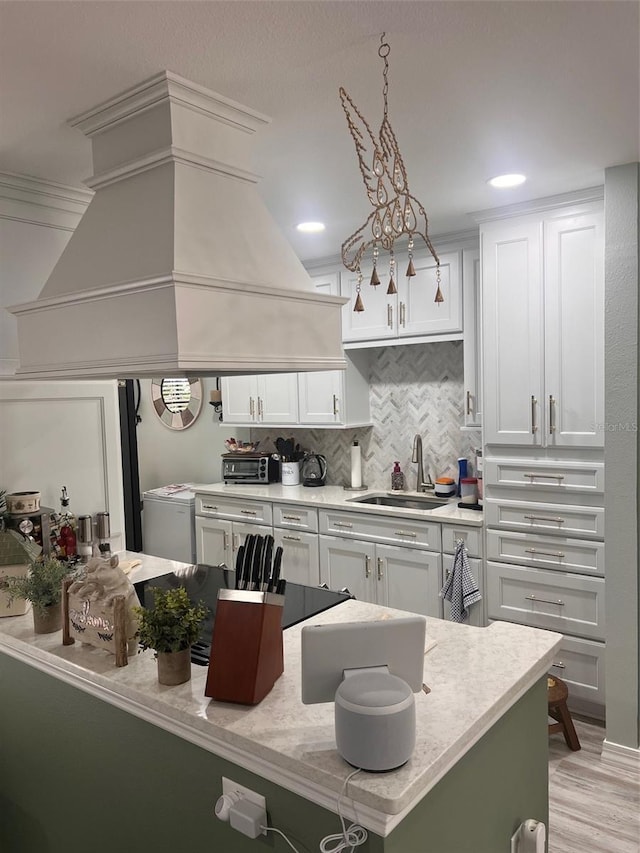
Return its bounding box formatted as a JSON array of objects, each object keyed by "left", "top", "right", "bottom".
[
  {"left": 4, "top": 555, "right": 75, "bottom": 634},
  {"left": 135, "top": 586, "right": 207, "bottom": 686}
]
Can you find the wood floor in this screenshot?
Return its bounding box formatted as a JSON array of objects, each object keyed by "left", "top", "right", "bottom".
[{"left": 548, "top": 716, "right": 640, "bottom": 853}]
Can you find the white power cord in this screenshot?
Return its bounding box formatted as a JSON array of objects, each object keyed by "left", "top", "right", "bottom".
[{"left": 260, "top": 766, "right": 368, "bottom": 853}]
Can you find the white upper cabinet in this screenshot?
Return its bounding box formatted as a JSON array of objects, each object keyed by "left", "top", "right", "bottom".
[
  {"left": 340, "top": 251, "right": 463, "bottom": 344},
  {"left": 221, "top": 373, "right": 298, "bottom": 425},
  {"left": 481, "top": 201, "right": 604, "bottom": 447},
  {"left": 462, "top": 248, "right": 482, "bottom": 428}
]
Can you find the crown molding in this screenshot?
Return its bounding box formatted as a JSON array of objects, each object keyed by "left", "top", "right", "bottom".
[
  {"left": 470, "top": 186, "right": 604, "bottom": 223},
  {"left": 0, "top": 172, "right": 92, "bottom": 230}
]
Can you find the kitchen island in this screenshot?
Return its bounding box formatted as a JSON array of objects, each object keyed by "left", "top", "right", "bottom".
[{"left": 0, "top": 552, "right": 560, "bottom": 853}]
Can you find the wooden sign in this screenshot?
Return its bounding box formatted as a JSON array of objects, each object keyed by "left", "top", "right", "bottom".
[{"left": 62, "top": 554, "right": 140, "bottom": 667}]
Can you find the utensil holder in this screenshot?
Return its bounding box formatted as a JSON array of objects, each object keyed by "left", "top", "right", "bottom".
[{"left": 204, "top": 589, "right": 284, "bottom": 705}]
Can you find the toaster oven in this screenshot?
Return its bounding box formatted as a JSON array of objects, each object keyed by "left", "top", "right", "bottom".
[{"left": 221, "top": 453, "right": 279, "bottom": 484}]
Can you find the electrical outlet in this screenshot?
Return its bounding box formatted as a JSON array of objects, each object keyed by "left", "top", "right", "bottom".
[{"left": 222, "top": 777, "right": 266, "bottom": 812}]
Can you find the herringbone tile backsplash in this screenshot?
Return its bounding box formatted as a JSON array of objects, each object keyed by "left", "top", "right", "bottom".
[{"left": 252, "top": 341, "right": 481, "bottom": 490}]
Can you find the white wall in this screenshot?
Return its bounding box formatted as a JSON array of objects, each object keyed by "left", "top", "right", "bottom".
[{"left": 135, "top": 378, "right": 248, "bottom": 493}]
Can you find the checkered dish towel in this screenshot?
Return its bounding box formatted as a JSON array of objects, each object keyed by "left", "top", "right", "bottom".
[{"left": 439, "top": 539, "right": 482, "bottom": 623}]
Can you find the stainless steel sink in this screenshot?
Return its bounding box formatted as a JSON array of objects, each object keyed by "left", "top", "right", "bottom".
[{"left": 347, "top": 493, "right": 450, "bottom": 510}]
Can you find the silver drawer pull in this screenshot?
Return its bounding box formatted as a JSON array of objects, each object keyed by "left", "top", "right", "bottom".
[
  {"left": 524, "top": 515, "right": 566, "bottom": 524},
  {"left": 525, "top": 547, "right": 565, "bottom": 558},
  {"left": 551, "top": 661, "right": 566, "bottom": 669},
  {"left": 549, "top": 394, "right": 556, "bottom": 434},
  {"left": 333, "top": 394, "right": 339, "bottom": 416},
  {"left": 395, "top": 530, "right": 417, "bottom": 538},
  {"left": 240, "top": 509, "right": 257, "bottom": 516},
  {"left": 282, "top": 535, "right": 301, "bottom": 542},
  {"left": 223, "top": 531, "right": 228, "bottom": 550},
  {"left": 334, "top": 521, "right": 353, "bottom": 529},
  {"left": 377, "top": 557, "right": 384, "bottom": 580},
  {"left": 523, "top": 472, "right": 565, "bottom": 481},
  {"left": 202, "top": 504, "right": 218, "bottom": 512},
  {"left": 365, "top": 555, "right": 371, "bottom": 578},
  {"left": 387, "top": 304, "right": 393, "bottom": 328},
  {"left": 525, "top": 594, "right": 565, "bottom": 606},
  {"left": 531, "top": 395, "right": 538, "bottom": 434},
  {"left": 282, "top": 514, "right": 302, "bottom": 522},
  {"left": 466, "top": 390, "right": 472, "bottom": 416}
]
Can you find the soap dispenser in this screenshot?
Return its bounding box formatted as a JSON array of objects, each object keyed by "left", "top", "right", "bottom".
[{"left": 391, "top": 461, "right": 405, "bottom": 491}]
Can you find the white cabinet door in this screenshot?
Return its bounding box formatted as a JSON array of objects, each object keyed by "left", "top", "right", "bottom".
[
  {"left": 462, "top": 248, "right": 482, "bottom": 428},
  {"left": 319, "top": 535, "right": 376, "bottom": 602},
  {"left": 195, "top": 516, "right": 232, "bottom": 567},
  {"left": 398, "top": 251, "right": 462, "bottom": 337},
  {"left": 298, "top": 370, "right": 342, "bottom": 425},
  {"left": 482, "top": 217, "right": 544, "bottom": 445},
  {"left": 340, "top": 266, "right": 397, "bottom": 342},
  {"left": 256, "top": 374, "right": 298, "bottom": 424},
  {"left": 273, "top": 528, "right": 320, "bottom": 587},
  {"left": 221, "top": 376, "right": 257, "bottom": 423},
  {"left": 377, "top": 543, "right": 442, "bottom": 618},
  {"left": 543, "top": 206, "right": 604, "bottom": 447}
]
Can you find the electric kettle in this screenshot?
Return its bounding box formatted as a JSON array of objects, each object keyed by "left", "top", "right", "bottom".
[{"left": 302, "top": 453, "right": 328, "bottom": 487}]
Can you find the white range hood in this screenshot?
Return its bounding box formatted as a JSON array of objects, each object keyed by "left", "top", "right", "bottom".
[{"left": 9, "top": 71, "right": 346, "bottom": 379}]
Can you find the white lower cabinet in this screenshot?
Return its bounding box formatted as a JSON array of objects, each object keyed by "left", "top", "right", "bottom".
[
  {"left": 195, "top": 516, "right": 270, "bottom": 568},
  {"left": 318, "top": 535, "right": 442, "bottom": 618},
  {"left": 548, "top": 635, "right": 606, "bottom": 716},
  {"left": 273, "top": 528, "right": 320, "bottom": 587}
]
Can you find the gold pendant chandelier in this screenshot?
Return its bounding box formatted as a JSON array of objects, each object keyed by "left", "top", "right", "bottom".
[{"left": 340, "top": 34, "right": 442, "bottom": 312}]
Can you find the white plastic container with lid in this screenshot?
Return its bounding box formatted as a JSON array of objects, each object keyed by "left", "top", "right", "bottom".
[
  {"left": 460, "top": 477, "right": 478, "bottom": 504},
  {"left": 434, "top": 477, "right": 456, "bottom": 497}
]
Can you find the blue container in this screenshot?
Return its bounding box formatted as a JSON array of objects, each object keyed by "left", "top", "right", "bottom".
[{"left": 457, "top": 458, "right": 468, "bottom": 497}]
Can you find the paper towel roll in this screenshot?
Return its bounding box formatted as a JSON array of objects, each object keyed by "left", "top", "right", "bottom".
[{"left": 350, "top": 441, "right": 362, "bottom": 489}]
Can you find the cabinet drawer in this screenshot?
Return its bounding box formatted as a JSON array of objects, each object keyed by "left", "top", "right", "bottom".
[
  {"left": 484, "top": 499, "right": 604, "bottom": 540},
  {"left": 319, "top": 509, "right": 441, "bottom": 551},
  {"left": 485, "top": 458, "right": 604, "bottom": 494},
  {"left": 548, "top": 635, "right": 605, "bottom": 714},
  {"left": 272, "top": 503, "right": 318, "bottom": 533},
  {"left": 195, "top": 495, "right": 272, "bottom": 525},
  {"left": 486, "top": 561, "right": 605, "bottom": 640},
  {"left": 486, "top": 529, "right": 604, "bottom": 576},
  {"left": 441, "top": 525, "right": 483, "bottom": 557}
]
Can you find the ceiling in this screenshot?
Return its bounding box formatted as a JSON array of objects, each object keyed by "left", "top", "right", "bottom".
[{"left": 0, "top": 0, "right": 638, "bottom": 263}]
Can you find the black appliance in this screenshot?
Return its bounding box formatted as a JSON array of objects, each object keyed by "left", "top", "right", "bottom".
[
  {"left": 4, "top": 506, "right": 56, "bottom": 555},
  {"left": 301, "top": 453, "right": 327, "bottom": 487},
  {"left": 134, "top": 564, "right": 352, "bottom": 666},
  {"left": 221, "top": 453, "right": 280, "bottom": 484}
]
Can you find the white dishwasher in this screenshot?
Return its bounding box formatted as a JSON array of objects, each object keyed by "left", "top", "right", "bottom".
[{"left": 142, "top": 485, "right": 198, "bottom": 563}]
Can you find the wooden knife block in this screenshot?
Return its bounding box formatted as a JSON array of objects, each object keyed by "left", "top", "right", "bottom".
[{"left": 205, "top": 590, "right": 284, "bottom": 705}]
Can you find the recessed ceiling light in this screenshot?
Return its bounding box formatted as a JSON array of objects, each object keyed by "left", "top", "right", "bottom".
[
  {"left": 296, "top": 221, "right": 326, "bottom": 233},
  {"left": 488, "top": 174, "right": 527, "bottom": 189}
]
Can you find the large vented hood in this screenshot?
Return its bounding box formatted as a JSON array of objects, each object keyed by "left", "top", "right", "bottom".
[{"left": 9, "top": 71, "right": 346, "bottom": 379}]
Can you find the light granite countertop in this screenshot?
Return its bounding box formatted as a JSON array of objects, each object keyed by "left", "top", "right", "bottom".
[
  {"left": 0, "top": 553, "right": 560, "bottom": 836},
  {"left": 194, "top": 482, "right": 484, "bottom": 527}
]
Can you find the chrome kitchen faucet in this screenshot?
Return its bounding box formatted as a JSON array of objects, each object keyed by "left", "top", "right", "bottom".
[{"left": 412, "top": 434, "right": 435, "bottom": 492}]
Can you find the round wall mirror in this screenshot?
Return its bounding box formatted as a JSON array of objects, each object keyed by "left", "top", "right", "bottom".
[{"left": 151, "top": 378, "right": 203, "bottom": 430}]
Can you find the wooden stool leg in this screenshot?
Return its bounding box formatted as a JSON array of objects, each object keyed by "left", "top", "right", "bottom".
[{"left": 555, "top": 700, "right": 581, "bottom": 751}]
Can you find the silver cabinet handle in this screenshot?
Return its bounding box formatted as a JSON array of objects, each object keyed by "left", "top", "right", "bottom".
[
  {"left": 400, "top": 301, "right": 406, "bottom": 327},
  {"left": 333, "top": 394, "right": 339, "bottom": 416},
  {"left": 249, "top": 397, "right": 255, "bottom": 419},
  {"left": 202, "top": 504, "right": 218, "bottom": 512},
  {"left": 283, "top": 534, "right": 301, "bottom": 542},
  {"left": 257, "top": 397, "right": 264, "bottom": 419},
  {"left": 334, "top": 521, "right": 353, "bottom": 529},
  {"left": 531, "top": 395, "right": 538, "bottom": 434},
  {"left": 387, "top": 304, "right": 393, "bottom": 328},
  {"left": 523, "top": 472, "right": 565, "bottom": 481},
  {"left": 282, "top": 514, "right": 302, "bottom": 522},
  {"left": 525, "top": 594, "right": 565, "bottom": 606},
  {"left": 223, "top": 531, "right": 228, "bottom": 551},
  {"left": 365, "top": 555, "right": 371, "bottom": 578},
  {"left": 466, "top": 390, "right": 472, "bottom": 416},
  {"left": 524, "top": 515, "right": 566, "bottom": 524},
  {"left": 525, "top": 547, "right": 565, "bottom": 558},
  {"left": 240, "top": 509, "right": 257, "bottom": 516},
  {"left": 377, "top": 557, "right": 384, "bottom": 580},
  {"left": 549, "top": 395, "right": 556, "bottom": 434},
  {"left": 233, "top": 533, "right": 239, "bottom": 550},
  {"left": 395, "top": 530, "right": 417, "bottom": 538},
  {"left": 551, "top": 661, "right": 566, "bottom": 669}
]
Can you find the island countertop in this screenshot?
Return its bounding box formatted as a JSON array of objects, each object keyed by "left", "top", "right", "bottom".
[
  {"left": 0, "top": 551, "right": 560, "bottom": 837},
  {"left": 193, "top": 482, "right": 483, "bottom": 526}
]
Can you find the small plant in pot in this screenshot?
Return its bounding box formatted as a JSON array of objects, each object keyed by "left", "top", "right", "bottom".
[
  {"left": 135, "top": 587, "right": 207, "bottom": 686},
  {"left": 4, "top": 556, "right": 75, "bottom": 634}
]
